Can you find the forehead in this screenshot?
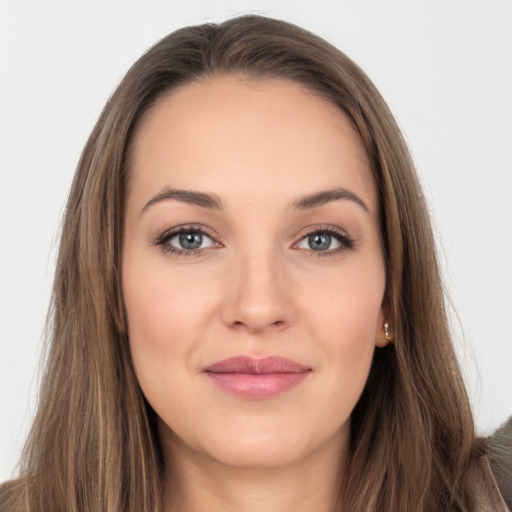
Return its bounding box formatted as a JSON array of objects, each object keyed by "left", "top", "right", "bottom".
[{"left": 129, "top": 75, "right": 377, "bottom": 212}]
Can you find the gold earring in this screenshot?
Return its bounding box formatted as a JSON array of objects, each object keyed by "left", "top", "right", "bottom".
[{"left": 384, "top": 322, "right": 392, "bottom": 342}]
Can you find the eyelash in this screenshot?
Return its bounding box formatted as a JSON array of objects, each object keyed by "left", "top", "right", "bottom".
[
  {"left": 297, "top": 225, "right": 356, "bottom": 257},
  {"left": 152, "top": 225, "right": 218, "bottom": 257},
  {"left": 152, "top": 224, "right": 355, "bottom": 257}
]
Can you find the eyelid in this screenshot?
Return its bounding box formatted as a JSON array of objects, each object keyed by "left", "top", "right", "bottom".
[
  {"left": 292, "top": 225, "right": 355, "bottom": 253},
  {"left": 151, "top": 223, "right": 355, "bottom": 258},
  {"left": 152, "top": 224, "right": 223, "bottom": 256},
  {"left": 155, "top": 224, "right": 220, "bottom": 242}
]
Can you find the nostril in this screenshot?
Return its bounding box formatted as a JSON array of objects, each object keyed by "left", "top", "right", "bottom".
[{"left": 228, "top": 318, "right": 287, "bottom": 332}]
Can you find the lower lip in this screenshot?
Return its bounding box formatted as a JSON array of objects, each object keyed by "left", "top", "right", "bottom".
[{"left": 204, "top": 371, "right": 310, "bottom": 399}]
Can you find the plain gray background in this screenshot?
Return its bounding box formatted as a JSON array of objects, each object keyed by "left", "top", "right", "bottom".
[{"left": 1, "top": 0, "right": 511, "bottom": 481}]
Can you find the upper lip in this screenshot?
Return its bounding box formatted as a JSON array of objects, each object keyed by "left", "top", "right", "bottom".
[{"left": 203, "top": 356, "right": 311, "bottom": 374}]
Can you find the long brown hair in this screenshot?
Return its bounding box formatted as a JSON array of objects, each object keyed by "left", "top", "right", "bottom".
[{"left": 1, "top": 15, "right": 479, "bottom": 511}]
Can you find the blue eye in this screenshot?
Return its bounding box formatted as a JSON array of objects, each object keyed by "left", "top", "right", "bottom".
[
  {"left": 298, "top": 232, "right": 342, "bottom": 251},
  {"left": 167, "top": 231, "right": 214, "bottom": 251},
  {"left": 307, "top": 233, "right": 336, "bottom": 251},
  {"left": 154, "top": 227, "right": 217, "bottom": 256},
  {"left": 155, "top": 225, "right": 353, "bottom": 257},
  {"left": 295, "top": 228, "right": 354, "bottom": 254}
]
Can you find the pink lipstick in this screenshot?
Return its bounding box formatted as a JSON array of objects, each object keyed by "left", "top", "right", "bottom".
[{"left": 202, "top": 356, "right": 311, "bottom": 399}]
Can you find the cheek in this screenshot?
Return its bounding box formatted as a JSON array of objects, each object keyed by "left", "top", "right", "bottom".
[
  {"left": 122, "top": 260, "right": 220, "bottom": 435},
  {"left": 123, "top": 255, "right": 213, "bottom": 343},
  {"left": 301, "top": 263, "right": 384, "bottom": 389},
  {"left": 122, "top": 254, "right": 212, "bottom": 390},
  {"left": 301, "top": 261, "right": 385, "bottom": 338}
]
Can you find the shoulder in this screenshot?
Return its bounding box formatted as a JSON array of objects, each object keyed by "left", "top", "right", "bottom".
[
  {"left": 487, "top": 417, "right": 512, "bottom": 510},
  {"left": 470, "top": 455, "right": 510, "bottom": 511},
  {"left": 472, "top": 417, "right": 512, "bottom": 512}
]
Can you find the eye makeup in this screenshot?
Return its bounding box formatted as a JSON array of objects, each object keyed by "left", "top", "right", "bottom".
[
  {"left": 293, "top": 224, "right": 356, "bottom": 257},
  {"left": 151, "top": 224, "right": 223, "bottom": 257},
  {"left": 151, "top": 222, "right": 356, "bottom": 259}
]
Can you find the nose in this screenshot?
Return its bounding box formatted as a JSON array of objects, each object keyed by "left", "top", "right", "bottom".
[{"left": 221, "top": 250, "right": 294, "bottom": 334}]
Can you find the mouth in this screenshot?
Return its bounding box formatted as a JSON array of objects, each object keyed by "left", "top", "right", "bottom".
[{"left": 202, "top": 356, "right": 312, "bottom": 399}]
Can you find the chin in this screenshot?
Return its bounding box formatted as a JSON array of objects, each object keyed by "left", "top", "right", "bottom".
[
  {"left": 161, "top": 413, "right": 349, "bottom": 471},
  {"left": 212, "top": 433, "right": 311, "bottom": 468}
]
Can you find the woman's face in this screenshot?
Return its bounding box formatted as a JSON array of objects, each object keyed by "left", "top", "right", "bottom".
[{"left": 122, "top": 75, "right": 389, "bottom": 469}]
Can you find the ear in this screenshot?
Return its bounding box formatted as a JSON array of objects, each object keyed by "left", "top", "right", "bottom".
[{"left": 375, "top": 302, "right": 393, "bottom": 348}]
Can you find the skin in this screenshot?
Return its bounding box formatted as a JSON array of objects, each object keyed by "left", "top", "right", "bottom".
[{"left": 122, "top": 75, "right": 390, "bottom": 512}]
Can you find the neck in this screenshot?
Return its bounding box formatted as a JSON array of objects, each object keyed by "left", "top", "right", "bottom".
[{"left": 161, "top": 431, "right": 347, "bottom": 512}]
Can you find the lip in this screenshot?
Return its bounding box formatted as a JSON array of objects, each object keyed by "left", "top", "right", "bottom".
[{"left": 202, "top": 356, "right": 311, "bottom": 399}]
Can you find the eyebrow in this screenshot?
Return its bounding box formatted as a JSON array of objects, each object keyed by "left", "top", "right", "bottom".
[
  {"left": 140, "top": 186, "right": 369, "bottom": 216},
  {"left": 290, "top": 187, "right": 369, "bottom": 212},
  {"left": 140, "top": 187, "right": 223, "bottom": 215}
]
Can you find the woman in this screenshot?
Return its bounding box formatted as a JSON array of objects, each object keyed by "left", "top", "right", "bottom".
[{"left": 0, "top": 15, "right": 508, "bottom": 512}]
